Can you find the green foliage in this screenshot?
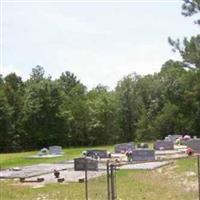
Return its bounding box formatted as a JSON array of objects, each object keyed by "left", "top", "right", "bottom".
[
  {"left": 182, "top": 0, "right": 200, "bottom": 24},
  {"left": 168, "top": 36, "right": 200, "bottom": 68},
  {"left": 168, "top": 1, "right": 200, "bottom": 68},
  {"left": 116, "top": 74, "right": 140, "bottom": 142},
  {"left": 1, "top": 61, "right": 200, "bottom": 152},
  {"left": 87, "top": 85, "right": 120, "bottom": 145}
]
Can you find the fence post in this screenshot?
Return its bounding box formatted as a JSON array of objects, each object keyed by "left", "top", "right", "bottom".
[
  {"left": 85, "top": 158, "right": 88, "bottom": 200},
  {"left": 110, "top": 164, "right": 116, "bottom": 200},
  {"left": 107, "top": 160, "right": 110, "bottom": 200},
  {"left": 198, "top": 155, "right": 200, "bottom": 200}
]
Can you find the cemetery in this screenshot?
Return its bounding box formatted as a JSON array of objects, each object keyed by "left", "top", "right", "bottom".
[
  {"left": 27, "top": 146, "right": 64, "bottom": 158},
  {"left": 1, "top": 135, "right": 200, "bottom": 200},
  {"left": 0, "top": 129, "right": 200, "bottom": 200},
  {"left": 1, "top": 0, "right": 199, "bottom": 199},
  {"left": 0, "top": 139, "right": 199, "bottom": 200}
]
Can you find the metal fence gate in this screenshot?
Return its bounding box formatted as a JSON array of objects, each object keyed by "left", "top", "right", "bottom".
[
  {"left": 85, "top": 161, "right": 118, "bottom": 200},
  {"left": 107, "top": 163, "right": 117, "bottom": 200}
]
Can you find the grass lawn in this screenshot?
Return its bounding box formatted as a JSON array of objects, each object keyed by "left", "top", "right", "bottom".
[
  {"left": 0, "top": 148, "right": 198, "bottom": 200},
  {"left": 0, "top": 146, "right": 114, "bottom": 169}
]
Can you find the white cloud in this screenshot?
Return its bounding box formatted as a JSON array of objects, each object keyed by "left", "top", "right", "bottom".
[{"left": 1, "top": 2, "right": 198, "bottom": 89}]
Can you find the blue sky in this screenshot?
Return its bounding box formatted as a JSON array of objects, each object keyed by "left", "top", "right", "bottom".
[{"left": 1, "top": 0, "right": 199, "bottom": 89}]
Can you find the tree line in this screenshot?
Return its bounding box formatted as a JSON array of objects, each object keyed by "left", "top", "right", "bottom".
[{"left": 0, "top": 0, "right": 199, "bottom": 152}]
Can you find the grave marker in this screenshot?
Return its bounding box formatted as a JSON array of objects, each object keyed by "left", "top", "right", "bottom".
[
  {"left": 186, "top": 139, "right": 200, "bottom": 153},
  {"left": 166, "top": 135, "right": 182, "bottom": 142},
  {"left": 154, "top": 140, "right": 174, "bottom": 150},
  {"left": 74, "top": 157, "right": 98, "bottom": 171},
  {"left": 38, "top": 148, "right": 49, "bottom": 156},
  {"left": 86, "top": 149, "right": 108, "bottom": 158},
  {"left": 132, "top": 149, "right": 155, "bottom": 161},
  {"left": 114, "top": 142, "right": 135, "bottom": 153},
  {"left": 137, "top": 143, "right": 149, "bottom": 149},
  {"left": 49, "top": 146, "right": 63, "bottom": 155}
]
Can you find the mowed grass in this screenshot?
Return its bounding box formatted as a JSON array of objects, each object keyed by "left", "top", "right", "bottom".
[{"left": 0, "top": 146, "right": 114, "bottom": 169}]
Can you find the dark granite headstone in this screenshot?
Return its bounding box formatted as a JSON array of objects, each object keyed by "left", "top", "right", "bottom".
[
  {"left": 132, "top": 149, "right": 155, "bottom": 161},
  {"left": 74, "top": 157, "right": 98, "bottom": 171},
  {"left": 114, "top": 142, "right": 135, "bottom": 153},
  {"left": 186, "top": 139, "right": 200, "bottom": 153},
  {"left": 86, "top": 149, "right": 108, "bottom": 158},
  {"left": 154, "top": 140, "right": 174, "bottom": 150}
]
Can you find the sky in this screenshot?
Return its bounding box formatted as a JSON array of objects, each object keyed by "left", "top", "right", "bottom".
[{"left": 0, "top": 0, "right": 199, "bottom": 89}]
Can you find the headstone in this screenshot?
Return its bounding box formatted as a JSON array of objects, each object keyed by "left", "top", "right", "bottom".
[
  {"left": 74, "top": 157, "right": 98, "bottom": 171},
  {"left": 114, "top": 142, "right": 135, "bottom": 153},
  {"left": 154, "top": 140, "right": 174, "bottom": 150},
  {"left": 186, "top": 139, "right": 200, "bottom": 153},
  {"left": 132, "top": 149, "right": 155, "bottom": 161},
  {"left": 137, "top": 143, "right": 149, "bottom": 149},
  {"left": 38, "top": 148, "right": 49, "bottom": 156},
  {"left": 86, "top": 149, "right": 108, "bottom": 158},
  {"left": 164, "top": 136, "right": 170, "bottom": 141},
  {"left": 181, "top": 135, "right": 192, "bottom": 145},
  {"left": 49, "top": 146, "right": 63, "bottom": 155},
  {"left": 165, "top": 135, "right": 182, "bottom": 143}
]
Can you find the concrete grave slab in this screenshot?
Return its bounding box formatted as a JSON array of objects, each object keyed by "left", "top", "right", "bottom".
[
  {"left": 119, "top": 161, "right": 172, "bottom": 170},
  {"left": 14, "top": 169, "right": 106, "bottom": 187},
  {"left": 0, "top": 164, "right": 68, "bottom": 179}
]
